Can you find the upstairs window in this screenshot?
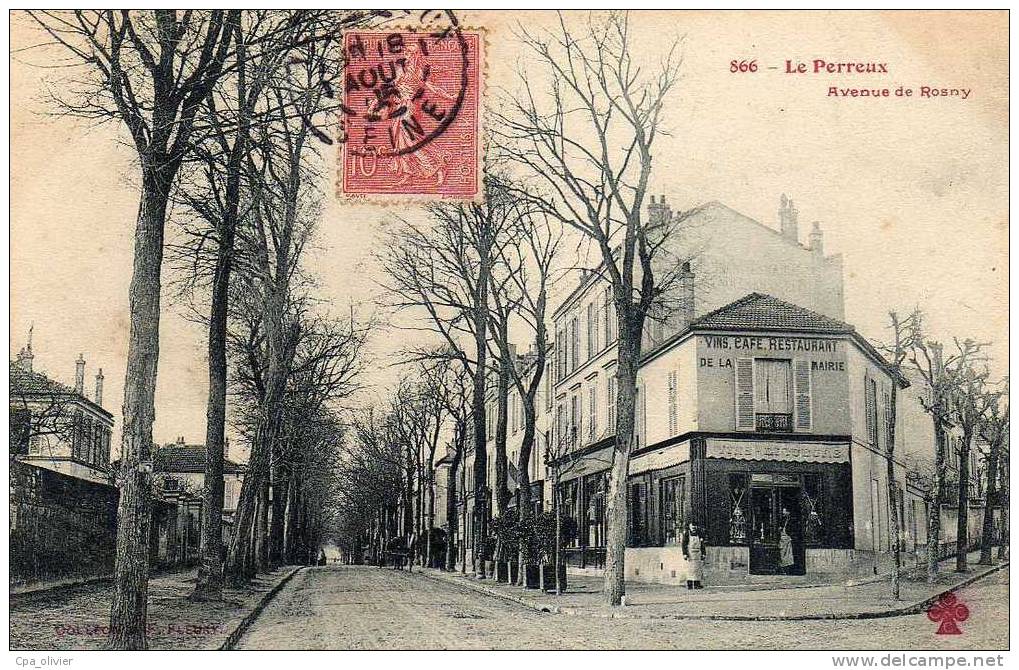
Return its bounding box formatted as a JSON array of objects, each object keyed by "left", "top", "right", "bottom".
[{"left": 755, "top": 359, "right": 792, "bottom": 431}]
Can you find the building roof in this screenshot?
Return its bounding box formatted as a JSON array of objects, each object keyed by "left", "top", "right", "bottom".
[
  {"left": 9, "top": 362, "right": 113, "bottom": 419},
  {"left": 690, "top": 292, "right": 854, "bottom": 334},
  {"left": 153, "top": 444, "right": 246, "bottom": 475},
  {"left": 644, "top": 292, "right": 909, "bottom": 388}
]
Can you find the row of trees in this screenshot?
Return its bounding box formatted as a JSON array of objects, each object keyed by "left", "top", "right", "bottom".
[
  {"left": 27, "top": 10, "right": 385, "bottom": 648},
  {"left": 368, "top": 12, "right": 691, "bottom": 606},
  {"left": 881, "top": 310, "right": 1008, "bottom": 598}
]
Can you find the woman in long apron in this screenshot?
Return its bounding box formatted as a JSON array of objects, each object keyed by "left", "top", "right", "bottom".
[{"left": 682, "top": 523, "right": 707, "bottom": 589}]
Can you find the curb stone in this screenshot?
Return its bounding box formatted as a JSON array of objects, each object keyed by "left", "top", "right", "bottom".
[
  {"left": 418, "top": 561, "right": 1007, "bottom": 622},
  {"left": 219, "top": 566, "right": 305, "bottom": 650},
  {"left": 417, "top": 568, "right": 560, "bottom": 615}
]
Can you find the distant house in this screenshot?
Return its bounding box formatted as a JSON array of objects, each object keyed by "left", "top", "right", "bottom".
[
  {"left": 10, "top": 341, "right": 113, "bottom": 486},
  {"left": 153, "top": 438, "right": 246, "bottom": 517}
]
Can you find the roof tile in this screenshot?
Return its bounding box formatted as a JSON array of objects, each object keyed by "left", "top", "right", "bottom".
[
  {"left": 153, "top": 444, "right": 245, "bottom": 474},
  {"left": 691, "top": 292, "right": 854, "bottom": 334}
]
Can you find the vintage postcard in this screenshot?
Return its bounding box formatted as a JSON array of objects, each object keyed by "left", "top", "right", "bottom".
[{"left": 8, "top": 8, "right": 1009, "bottom": 662}]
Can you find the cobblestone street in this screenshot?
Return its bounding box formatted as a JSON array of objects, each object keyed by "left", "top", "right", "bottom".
[{"left": 236, "top": 565, "right": 1008, "bottom": 650}]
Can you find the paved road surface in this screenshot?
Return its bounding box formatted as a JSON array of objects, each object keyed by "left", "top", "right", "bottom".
[{"left": 237, "top": 565, "right": 1007, "bottom": 650}]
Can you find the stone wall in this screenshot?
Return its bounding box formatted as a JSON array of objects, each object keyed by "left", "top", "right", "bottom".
[{"left": 9, "top": 460, "right": 118, "bottom": 587}]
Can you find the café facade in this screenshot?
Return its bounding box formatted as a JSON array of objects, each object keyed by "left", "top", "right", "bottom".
[{"left": 551, "top": 293, "right": 918, "bottom": 585}]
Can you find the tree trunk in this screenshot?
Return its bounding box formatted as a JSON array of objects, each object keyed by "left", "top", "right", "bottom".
[
  {"left": 445, "top": 450, "right": 460, "bottom": 571},
  {"left": 256, "top": 478, "right": 270, "bottom": 573},
  {"left": 108, "top": 167, "right": 172, "bottom": 650},
  {"left": 415, "top": 459, "right": 424, "bottom": 566},
  {"left": 604, "top": 351, "right": 638, "bottom": 606},
  {"left": 284, "top": 474, "right": 299, "bottom": 563},
  {"left": 426, "top": 461, "right": 435, "bottom": 569},
  {"left": 269, "top": 465, "right": 288, "bottom": 567},
  {"left": 192, "top": 213, "right": 235, "bottom": 601},
  {"left": 956, "top": 429, "right": 973, "bottom": 572},
  {"left": 979, "top": 436, "right": 1001, "bottom": 565},
  {"left": 886, "top": 384, "right": 901, "bottom": 599},
  {"left": 997, "top": 460, "right": 1008, "bottom": 560},
  {"left": 553, "top": 473, "right": 563, "bottom": 595},
  {"left": 494, "top": 337, "right": 511, "bottom": 517},
  {"left": 516, "top": 404, "right": 536, "bottom": 585},
  {"left": 927, "top": 422, "right": 946, "bottom": 584},
  {"left": 460, "top": 457, "right": 468, "bottom": 575}
]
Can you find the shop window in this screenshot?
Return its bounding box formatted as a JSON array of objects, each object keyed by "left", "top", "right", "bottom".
[
  {"left": 802, "top": 473, "right": 825, "bottom": 546},
  {"left": 661, "top": 476, "right": 686, "bottom": 546},
  {"left": 585, "top": 472, "right": 608, "bottom": 548},
  {"left": 628, "top": 482, "right": 648, "bottom": 546},
  {"left": 560, "top": 480, "right": 582, "bottom": 548},
  {"left": 728, "top": 473, "right": 749, "bottom": 545}
]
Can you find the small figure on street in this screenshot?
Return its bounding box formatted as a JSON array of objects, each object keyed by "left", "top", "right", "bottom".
[
  {"left": 780, "top": 508, "right": 795, "bottom": 574},
  {"left": 682, "top": 522, "right": 707, "bottom": 590},
  {"left": 317, "top": 549, "right": 327, "bottom": 566}
]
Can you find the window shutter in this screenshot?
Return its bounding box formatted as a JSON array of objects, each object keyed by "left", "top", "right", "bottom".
[
  {"left": 735, "top": 358, "right": 754, "bottom": 430},
  {"left": 667, "top": 369, "right": 678, "bottom": 435},
  {"left": 883, "top": 388, "right": 892, "bottom": 447},
  {"left": 593, "top": 304, "right": 601, "bottom": 354},
  {"left": 607, "top": 377, "right": 617, "bottom": 434},
  {"left": 864, "top": 375, "right": 876, "bottom": 445},
  {"left": 589, "top": 384, "right": 597, "bottom": 440},
  {"left": 794, "top": 359, "right": 812, "bottom": 430}
]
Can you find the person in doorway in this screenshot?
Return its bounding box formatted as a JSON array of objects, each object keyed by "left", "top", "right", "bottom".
[
  {"left": 682, "top": 523, "right": 707, "bottom": 589},
  {"left": 780, "top": 507, "right": 795, "bottom": 575}
]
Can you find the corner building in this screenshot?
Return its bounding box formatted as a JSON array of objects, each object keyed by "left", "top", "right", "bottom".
[{"left": 546, "top": 196, "right": 920, "bottom": 584}]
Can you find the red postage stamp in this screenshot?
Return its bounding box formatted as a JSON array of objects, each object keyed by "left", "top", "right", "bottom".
[{"left": 339, "top": 28, "right": 483, "bottom": 201}]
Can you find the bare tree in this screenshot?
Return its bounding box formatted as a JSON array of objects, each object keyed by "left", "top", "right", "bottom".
[
  {"left": 167, "top": 10, "right": 319, "bottom": 602},
  {"left": 945, "top": 351, "right": 998, "bottom": 572},
  {"left": 377, "top": 176, "right": 522, "bottom": 578},
  {"left": 25, "top": 10, "right": 242, "bottom": 648},
  {"left": 977, "top": 381, "right": 1008, "bottom": 565},
  {"left": 878, "top": 311, "right": 917, "bottom": 599},
  {"left": 904, "top": 313, "right": 988, "bottom": 583},
  {"left": 493, "top": 11, "right": 688, "bottom": 604},
  {"left": 488, "top": 211, "right": 563, "bottom": 580}
]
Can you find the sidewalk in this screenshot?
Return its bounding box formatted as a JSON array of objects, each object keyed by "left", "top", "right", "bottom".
[
  {"left": 420, "top": 550, "right": 1008, "bottom": 620},
  {"left": 10, "top": 565, "right": 303, "bottom": 650}
]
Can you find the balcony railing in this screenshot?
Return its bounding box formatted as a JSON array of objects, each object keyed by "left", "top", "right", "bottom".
[{"left": 756, "top": 413, "right": 792, "bottom": 432}]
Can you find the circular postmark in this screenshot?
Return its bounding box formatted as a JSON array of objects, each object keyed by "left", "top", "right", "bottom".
[{"left": 341, "top": 25, "right": 470, "bottom": 159}]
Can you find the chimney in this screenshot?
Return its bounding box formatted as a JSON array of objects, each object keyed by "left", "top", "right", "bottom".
[
  {"left": 94, "top": 368, "right": 104, "bottom": 407},
  {"left": 678, "top": 261, "right": 695, "bottom": 328},
  {"left": 74, "top": 354, "right": 86, "bottom": 395},
  {"left": 778, "top": 194, "right": 799, "bottom": 243},
  {"left": 648, "top": 193, "right": 672, "bottom": 226},
  {"left": 810, "top": 221, "right": 824, "bottom": 257},
  {"left": 16, "top": 323, "right": 34, "bottom": 373},
  {"left": 176, "top": 436, "right": 185, "bottom": 445}
]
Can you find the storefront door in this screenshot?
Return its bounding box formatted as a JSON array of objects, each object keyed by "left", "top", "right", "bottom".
[{"left": 749, "top": 478, "right": 806, "bottom": 575}]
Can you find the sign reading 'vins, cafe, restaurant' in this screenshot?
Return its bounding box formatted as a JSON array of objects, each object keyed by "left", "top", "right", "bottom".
[{"left": 703, "top": 335, "right": 840, "bottom": 353}]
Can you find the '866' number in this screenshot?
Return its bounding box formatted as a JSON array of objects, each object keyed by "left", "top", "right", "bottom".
[{"left": 730, "top": 59, "right": 758, "bottom": 73}]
